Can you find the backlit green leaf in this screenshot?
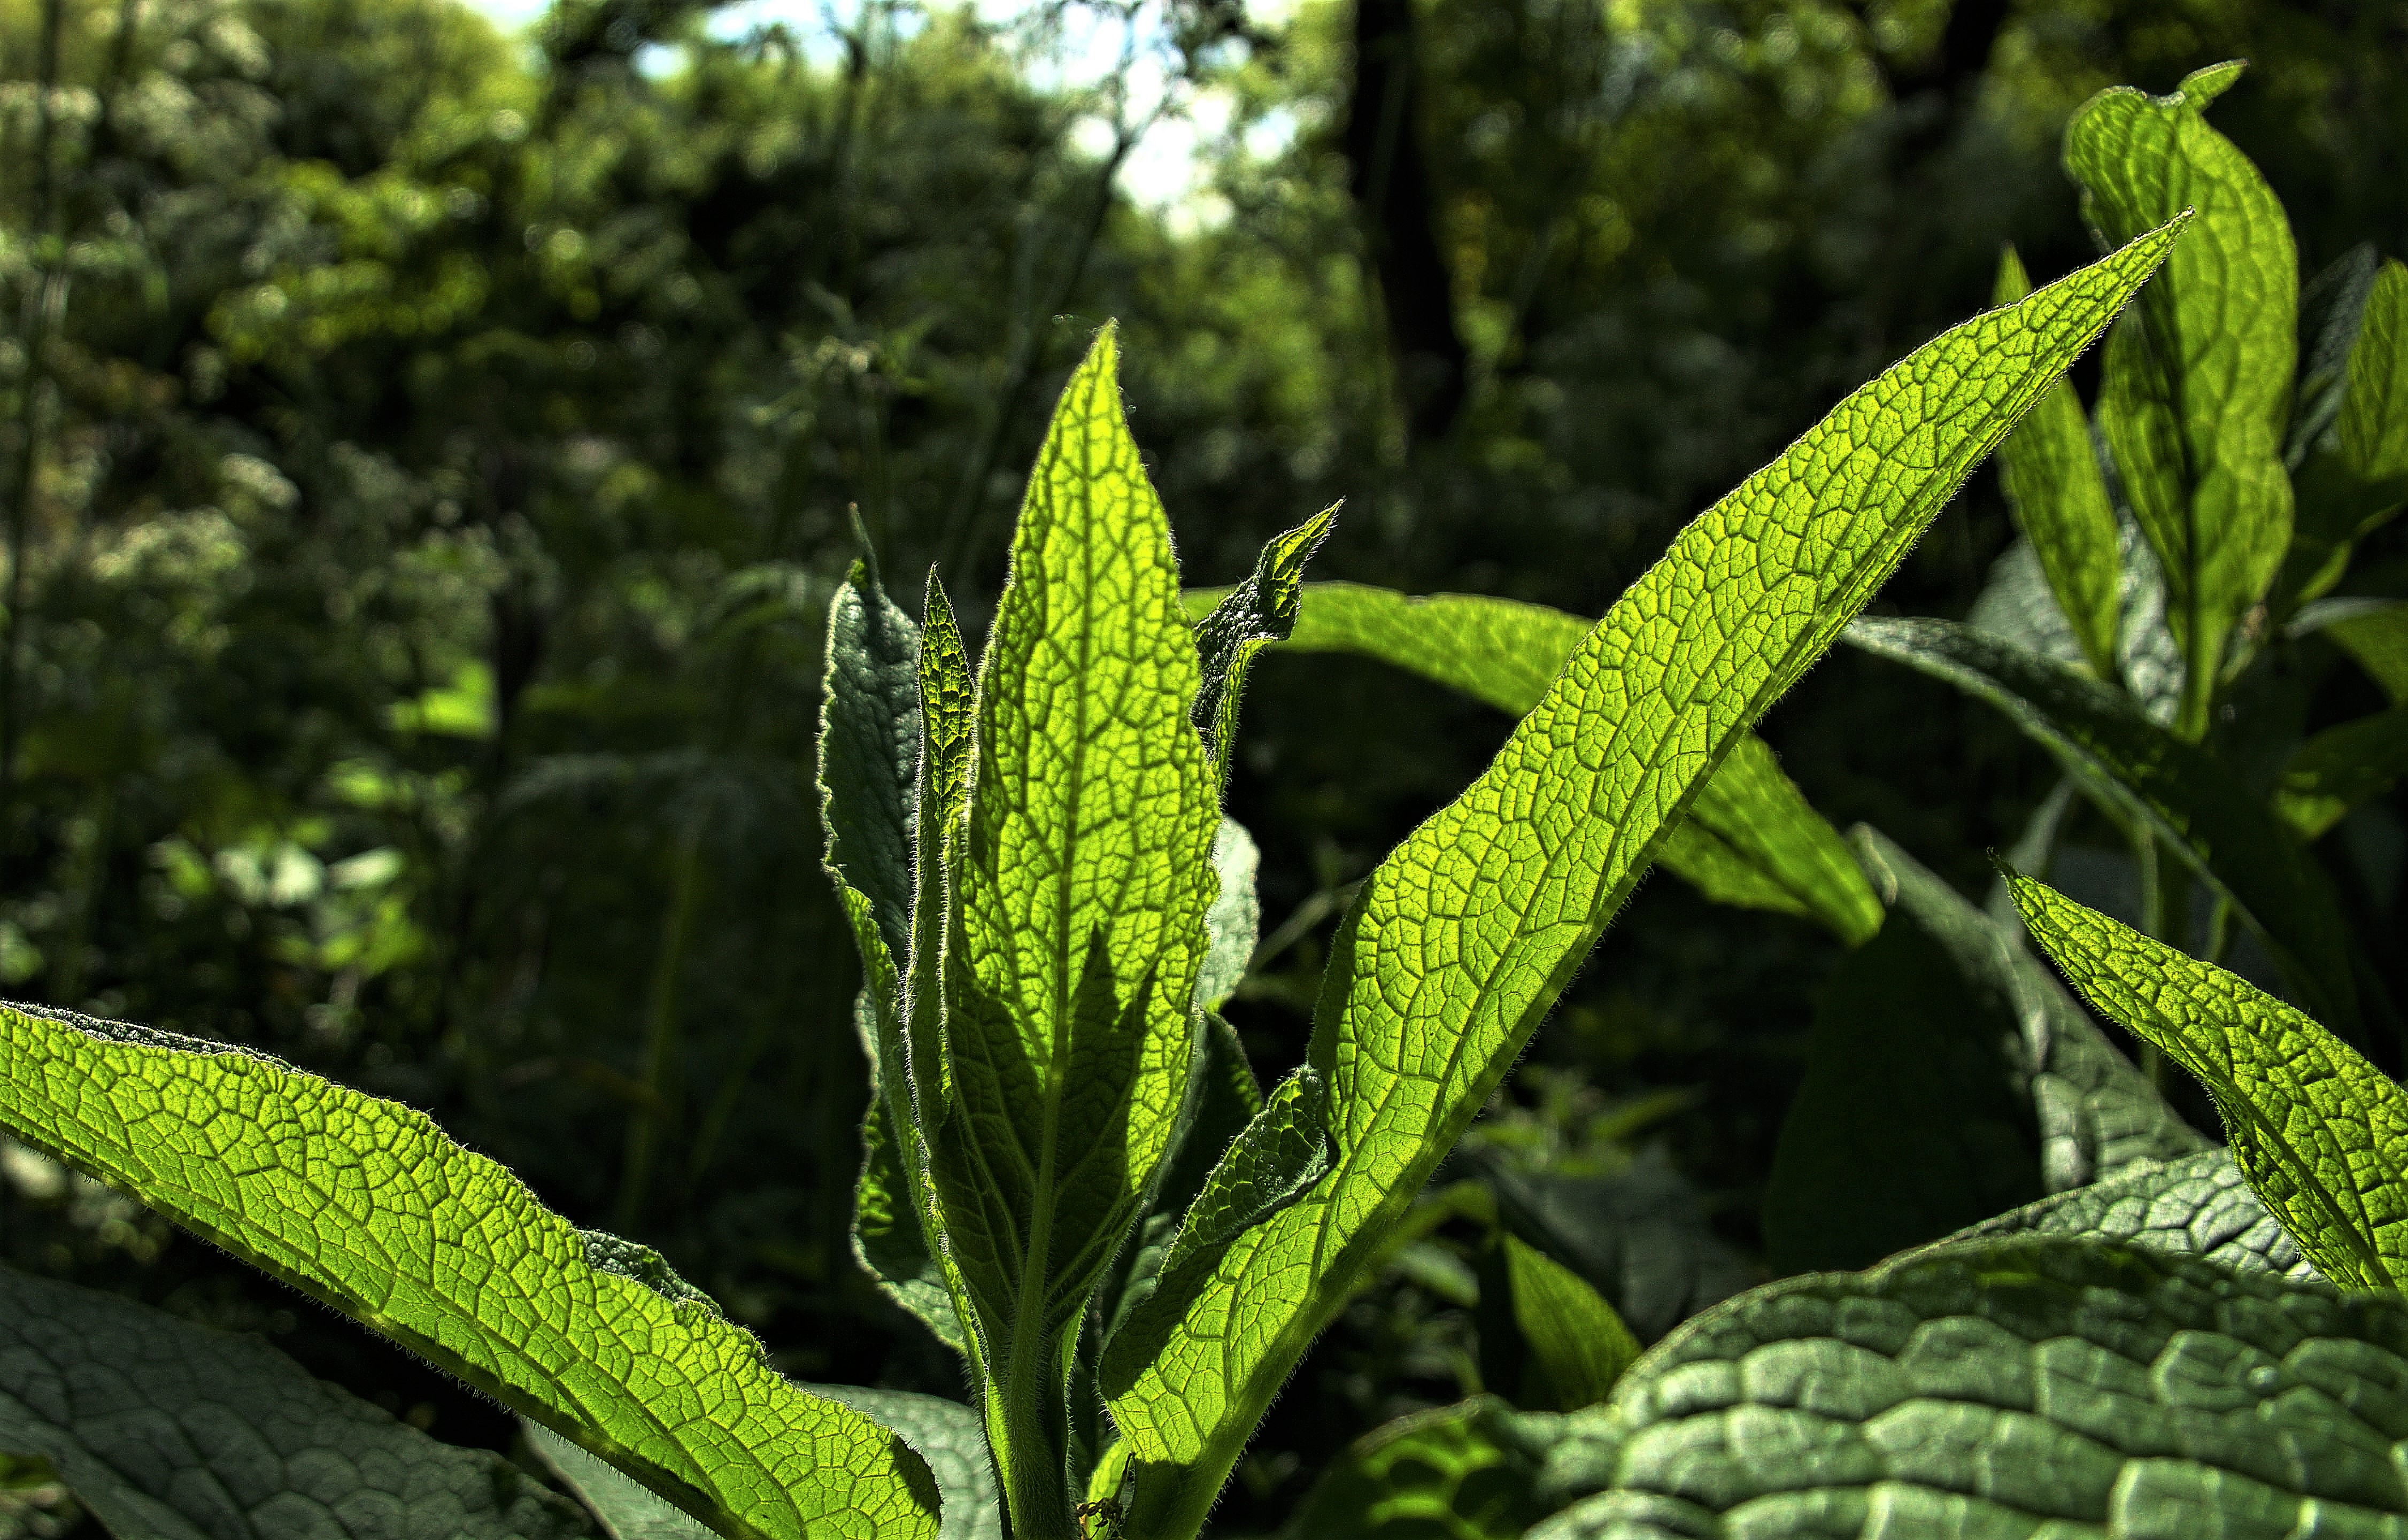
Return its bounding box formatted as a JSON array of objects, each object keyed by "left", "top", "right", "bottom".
[
  {"left": 2285, "top": 257, "right": 2407, "bottom": 609},
  {"left": 2275, "top": 705, "right": 2408, "bottom": 838},
  {"left": 2006, "top": 870, "right": 2408, "bottom": 1294},
  {"left": 1947, "top": 1149, "right": 2318, "bottom": 1283},
  {"left": 927, "top": 324, "right": 1220, "bottom": 1535},
  {"left": 1189, "top": 507, "right": 1337, "bottom": 788},
  {"left": 1192, "top": 581, "right": 1882, "bottom": 945},
  {"left": 0, "top": 1264, "right": 596, "bottom": 1540},
  {"left": 2067, "top": 63, "right": 2297, "bottom": 733},
  {"left": 1845, "top": 615, "right": 2360, "bottom": 1033},
  {"left": 1106, "top": 221, "right": 2182, "bottom": 1536},
  {"left": 1992, "top": 243, "right": 2123, "bottom": 679},
  {"left": 2294, "top": 597, "right": 2408, "bottom": 702},
  {"left": 1533, "top": 1236, "right": 2408, "bottom": 1539},
  {"left": 0, "top": 1004, "right": 940, "bottom": 1540}
]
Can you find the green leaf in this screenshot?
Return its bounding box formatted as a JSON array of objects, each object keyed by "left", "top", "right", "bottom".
[
  {"left": 0, "top": 1004, "right": 940, "bottom": 1540},
  {"left": 2006, "top": 871, "right": 2408, "bottom": 1295},
  {"left": 1188, "top": 506, "right": 1337, "bottom": 788},
  {"left": 1195, "top": 818, "right": 1260, "bottom": 1012},
  {"left": 1277, "top": 1398, "right": 1564, "bottom": 1540},
  {"left": 1533, "top": 1236, "right": 2408, "bottom": 1540},
  {"left": 1194, "top": 582, "right": 1882, "bottom": 945},
  {"left": 1763, "top": 829, "right": 2205, "bottom": 1274},
  {"left": 853, "top": 1089, "right": 966, "bottom": 1355},
  {"left": 2287, "top": 244, "right": 2380, "bottom": 469},
  {"left": 808, "top": 1390, "right": 1002, "bottom": 1540},
  {"left": 2275, "top": 703, "right": 2408, "bottom": 838},
  {"left": 2295, "top": 597, "right": 2408, "bottom": 702},
  {"left": 2284, "top": 257, "right": 2407, "bottom": 610},
  {"left": 1992, "top": 243, "right": 2123, "bottom": 680},
  {"left": 1946, "top": 1149, "right": 2318, "bottom": 1283},
  {"left": 2067, "top": 63, "right": 2297, "bottom": 733},
  {"left": 1501, "top": 1233, "right": 1641, "bottom": 1411},
  {"left": 1106, "top": 221, "right": 2183, "bottom": 1536},
  {"left": 1844, "top": 615, "right": 2363, "bottom": 1034},
  {"left": 0, "top": 1264, "right": 596, "bottom": 1540},
  {"left": 926, "top": 324, "right": 1221, "bottom": 1535},
  {"left": 1461, "top": 1146, "right": 1754, "bottom": 1346}
]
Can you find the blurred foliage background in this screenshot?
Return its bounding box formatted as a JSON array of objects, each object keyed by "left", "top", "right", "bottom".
[{"left": 0, "top": 0, "right": 2400, "bottom": 1529}]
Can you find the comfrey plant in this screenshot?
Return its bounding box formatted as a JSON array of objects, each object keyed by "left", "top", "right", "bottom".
[{"left": 0, "top": 210, "right": 2189, "bottom": 1540}]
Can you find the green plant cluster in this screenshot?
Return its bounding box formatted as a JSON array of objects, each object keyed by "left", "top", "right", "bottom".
[{"left": 3, "top": 4, "right": 2408, "bottom": 1538}]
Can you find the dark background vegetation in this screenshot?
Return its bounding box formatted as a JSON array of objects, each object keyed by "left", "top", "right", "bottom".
[{"left": 0, "top": 0, "right": 2401, "bottom": 1529}]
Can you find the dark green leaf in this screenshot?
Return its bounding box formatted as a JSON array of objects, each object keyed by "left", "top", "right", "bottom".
[{"left": 1947, "top": 1149, "right": 2318, "bottom": 1283}]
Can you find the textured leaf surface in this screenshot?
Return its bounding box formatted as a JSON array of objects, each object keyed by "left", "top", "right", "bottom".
[
  {"left": 530, "top": 1424, "right": 716, "bottom": 1540},
  {"left": 1107, "top": 224, "right": 2181, "bottom": 1533},
  {"left": 2008, "top": 872, "right": 2408, "bottom": 1294},
  {"left": 1533, "top": 1236, "right": 2408, "bottom": 1540},
  {"left": 1993, "top": 243, "right": 2123, "bottom": 679},
  {"left": 0, "top": 1265, "right": 595, "bottom": 1540},
  {"left": 2069, "top": 64, "right": 2296, "bottom": 730},
  {"left": 1278, "top": 1398, "right": 1564, "bottom": 1540},
  {"left": 808, "top": 1390, "right": 1001, "bottom": 1540},
  {"left": 2275, "top": 704, "right": 2408, "bottom": 838},
  {"left": 2338, "top": 259, "right": 2408, "bottom": 507},
  {"left": 930, "top": 326, "right": 1220, "bottom": 1528},
  {"left": 1195, "top": 819, "right": 1260, "bottom": 1012},
  {"left": 1201, "top": 582, "right": 1881, "bottom": 944},
  {"left": 1189, "top": 507, "right": 1336, "bottom": 787},
  {"left": 1845, "top": 615, "right": 2360, "bottom": 1031},
  {"left": 1950, "top": 1149, "right": 2318, "bottom": 1283},
  {"left": 0, "top": 1004, "right": 939, "bottom": 1540}
]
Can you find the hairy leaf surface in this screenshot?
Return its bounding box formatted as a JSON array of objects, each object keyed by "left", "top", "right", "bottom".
[
  {"left": 2068, "top": 63, "right": 2296, "bottom": 730},
  {"left": 1106, "top": 223, "right": 2181, "bottom": 1533},
  {"left": 0, "top": 1265, "right": 595, "bottom": 1540},
  {"left": 929, "top": 325, "right": 1220, "bottom": 1528},
  {"left": 2008, "top": 872, "right": 2408, "bottom": 1294},
  {"left": 1534, "top": 1237, "right": 2408, "bottom": 1539},
  {"left": 1993, "top": 244, "right": 2123, "bottom": 679},
  {"left": 1949, "top": 1149, "right": 2318, "bottom": 1283},
  {"left": 1190, "top": 508, "right": 1337, "bottom": 787},
  {"left": 1845, "top": 615, "right": 2360, "bottom": 1031},
  {"left": 0, "top": 1004, "right": 939, "bottom": 1540},
  {"left": 1193, "top": 581, "right": 1881, "bottom": 945}
]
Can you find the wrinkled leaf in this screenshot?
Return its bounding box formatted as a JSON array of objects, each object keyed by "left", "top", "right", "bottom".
[
  {"left": 2068, "top": 62, "right": 2296, "bottom": 730},
  {"left": 1190, "top": 507, "right": 1338, "bottom": 787},
  {"left": 928, "top": 325, "right": 1221, "bottom": 1529},
  {"left": 1106, "top": 222, "right": 2182, "bottom": 1536},
  {"left": 1992, "top": 243, "right": 2123, "bottom": 679},
  {"left": 1534, "top": 1236, "right": 2408, "bottom": 1539},
  {"left": 1947, "top": 1148, "right": 2318, "bottom": 1283},
  {"left": 2008, "top": 870, "right": 2408, "bottom": 1294},
  {"left": 0, "top": 1004, "right": 939, "bottom": 1540},
  {"left": 1844, "top": 615, "right": 2361, "bottom": 1033},
  {"left": 0, "top": 1265, "right": 595, "bottom": 1540},
  {"left": 1198, "top": 582, "right": 1881, "bottom": 945}
]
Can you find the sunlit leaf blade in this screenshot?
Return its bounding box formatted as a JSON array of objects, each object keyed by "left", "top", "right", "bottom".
[
  {"left": 1278, "top": 1398, "right": 1564, "bottom": 1540},
  {"left": 1992, "top": 243, "right": 2123, "bottom": 680},
  {"left": 2294, "top": 597, "right": 2408, "bottom": 703},
  {"left": 2006, "top": 870, "right": 2408, "bottom": 1293},
  {"left": 1190, "top": 582, "right": 1882, "bottom": 945},
  {"left": 1844, "top": 615, "right": 2361, "bottom": 1033},
  {"left": 1533, "top": 1237, "right": 2408, "bottom": 1540},
  {"left": 929, "top": 324, "right": 1220, "bottom": 1533},
  {"left": 2275, "top": 705, "right": 2408, "bottom": 838},
  {"left": 1946, "top": 1148, "right": 2318, "bottom": 1283},
  {"left": 0, "top": 1004, "right": 940, "bottom": 1540},
  {"left": 1189, "top": 506, "right": 1337, "bottom": 787},
  {"left": 807, "top": 1389, "right": 1002, "bottom": 1540},
  {"left": 1106, "top": 221, "right": 2183, "bottom": 1534},
  {"left": 2067, "top": 63, "right": 2296, "bottom": 732},
  {"left": 1763, "top": 829, "right": 2204, "bottom": 1274},
  {"left": 0, "top": 1265, "right": 597, "bottom": 1540},
  {"left": 1501, "top": 1234, "right": 1640, "bottom": 1411}
]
